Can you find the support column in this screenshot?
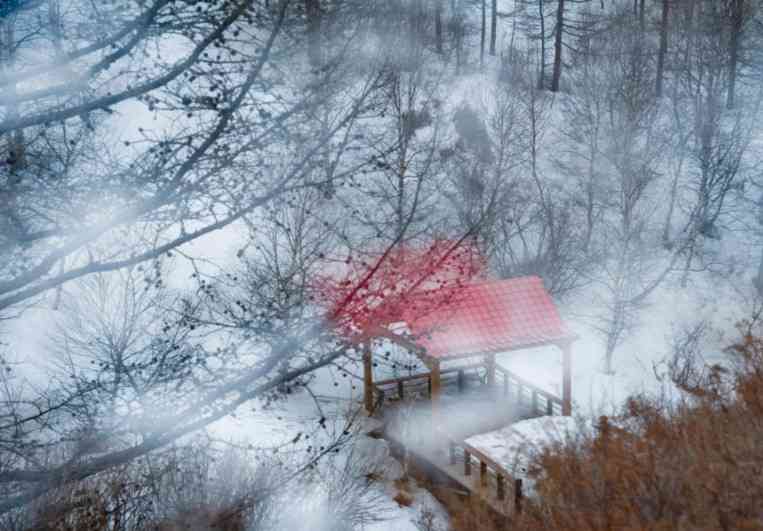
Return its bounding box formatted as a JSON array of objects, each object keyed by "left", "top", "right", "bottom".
[
  {"left": 363, "top": 342, "right": 374, "bottom": 414},
  {"left": 486, "top": 354, "right": 496, "bottom": 387},
  {"left": 561, "top": 341, "right": 572, "bottom": 416},
  {"left": 430, "top": 358, "right": 441, "bottom": 424}
]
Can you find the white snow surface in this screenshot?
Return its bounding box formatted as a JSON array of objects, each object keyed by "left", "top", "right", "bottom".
[{"left": 465, "top": 415, "right": 587, "bottom": 478}]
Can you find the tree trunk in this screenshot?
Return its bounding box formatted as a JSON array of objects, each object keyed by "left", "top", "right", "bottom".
[
  {"left": 489, "top": 0, "right": 497, "bottom": 55},
  {"left": 480, "top": 0, "right": 486, "bottom": 67},
  {"left": 727, "top": 0, "right": 743, "bottom": 109},
  {"left": 1, "top": 18, "right": 24, "bottom": 173},
  {"left": 662, "top": 163, "right": 681, "bottom": 248},
  {"left": 755, "top": 193, "right": 763, "bottom": 297},
  {"left": 656, "top": 0, "right": 669, "bottom": 97},
  {"left": 538, "top": 0, "right": 546, "bottom": 89},
  {"left": 551, "top": 0, "right": 565, "bottom": 92},
  {"left": 435, "top": 0, "right": 443, "bottom": 54},
  {"left": 755, "top": 244, "right": 763, "bottom": 298},
  {"left": 305, "top": 0, "right": 321, "bottom": 68}
]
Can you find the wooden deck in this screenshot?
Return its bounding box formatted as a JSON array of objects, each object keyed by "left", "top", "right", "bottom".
[{"left": 370, "top": 363, "right": 565, "bottom": 518}]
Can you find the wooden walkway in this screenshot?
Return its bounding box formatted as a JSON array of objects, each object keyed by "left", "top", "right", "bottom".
[
  {"left": 383, "top": 430, "right": 520, "bottom": 517},
  {"left": 371, "top": 363, "right": 564, "bottom": 518}
]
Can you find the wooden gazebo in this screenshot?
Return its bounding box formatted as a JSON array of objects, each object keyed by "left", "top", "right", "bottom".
[{"left": 362, "top": 276, "right": 576, "bottom": 419}]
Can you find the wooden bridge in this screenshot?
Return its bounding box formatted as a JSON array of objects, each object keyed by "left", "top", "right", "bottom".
[{"left": 370, "top": 361, "right": 565, "bottom": 518}]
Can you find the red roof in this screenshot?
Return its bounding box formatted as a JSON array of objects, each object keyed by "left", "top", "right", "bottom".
[{"left": 403, "top": 276, "right": 573, "bottom": 359}]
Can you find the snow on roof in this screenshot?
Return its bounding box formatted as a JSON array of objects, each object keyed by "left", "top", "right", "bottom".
[{"left": 404, "top": 276, "right": 574, "bottom": 359}]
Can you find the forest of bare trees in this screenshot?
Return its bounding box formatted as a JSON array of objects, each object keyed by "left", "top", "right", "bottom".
[{"left": 2, "top": 0, "right": 763, "bottom": 528}]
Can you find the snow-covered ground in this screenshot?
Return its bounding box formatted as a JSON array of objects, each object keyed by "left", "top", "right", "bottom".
[
  {"left": 205, "top": 362, "right": 452, "bottom": 530},
  {"left": 4, "top": 1, "right": 762, "bottom": 527},
  {"left": 496, "top": 269, "right": 749, "bottom": 416}
]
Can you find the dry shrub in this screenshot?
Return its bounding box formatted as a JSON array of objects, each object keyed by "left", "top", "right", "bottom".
[
  {"left": 24, "top": 468, "right": 153, "bottom": 531},
  {"left": 5, "top": 442, "right": 273, "bottom": 531},
  {"left": 393, "top": 491, "right": 414, "bottom": 508},
  {"left": 448, "top": 493, "right": 506, "bottom": 531},
  {"left": 516, "top": 321, "right": 763, "bottom": 531},
  {"left": 152, "top": 505, "right": 245, "bottom": 531}
]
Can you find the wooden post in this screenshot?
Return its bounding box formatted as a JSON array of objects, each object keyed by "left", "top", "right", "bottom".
[
  {"left": 546, "top": 396, "right": 554, "bottom": 416},
  {"left": 397, "top": 380, "right": 404, "bottom": 400},
  {"left": 497, "top": 474, "right": 505, "bottom": 500},
  {"left": 561, "top": 341, "right": 572, "bottom": 416},
  {"left": 480, "top": 461, "right": 488, "bottom": 488},
  {"left": 514, "top": 478, "right": 523, "bottom": 514},
  {"left": 431, "top": 358, "right": 441, "bottom": 423},
  {"left": 363, "top": 342, "right": 374, "bottom": 414},
  {"left": 457, "top": 369, "right": 465, "bottom": 392},
  {"left": 464, "top": 450, "right": 472, "bottom": 476},
  {"left": 486, "top": 354, "right": 496, "bottom": 387}
]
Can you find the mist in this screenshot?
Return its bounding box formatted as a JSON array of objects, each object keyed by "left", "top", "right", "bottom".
[{"left": 2, "top": 0, "right": 763, "bottom": 529}]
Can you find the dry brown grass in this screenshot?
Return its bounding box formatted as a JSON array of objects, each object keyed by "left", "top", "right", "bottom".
[
  {"left": 512, "top": 321, "right": 763, "bottom": 531},
  {"left": 152, "top": 505, "right": 246, "bottom": 531},
  {"left": 445, "top": 489, "right": 508, "bottom": 531}
]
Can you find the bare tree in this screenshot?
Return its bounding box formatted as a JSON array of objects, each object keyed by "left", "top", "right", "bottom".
[
  {"left": 517, "top": 0, "right": 594, "bottom": 91},
  {"left": 0, "top": 0, "right": 377, "bottom": 316},
  {"left": 582, "top": 10, "right": 673, "bottom": 373},
  {"left": 655, "top": 0, "right": 670, "bottom": 97}
]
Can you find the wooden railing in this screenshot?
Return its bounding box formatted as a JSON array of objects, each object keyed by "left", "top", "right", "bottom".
[
  {"left": 372, "top": 362, "right": 485, "bottom": 404},
  {"left": 371, "top": 362, "right": 565, "bottom": 418},
  {"left": 371, "top": 362, "right": 564, "bottom": 516},
  {"left": 495, "top": 365, "right": 564, "bottom": 417},
  {"left": 446, "top": 432, "right": 524, "bottom": 515}
]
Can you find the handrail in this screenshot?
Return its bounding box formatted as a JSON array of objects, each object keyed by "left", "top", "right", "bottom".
[
  {"left": 371, "top": 362, "right": 565, "bottom": 418},
  {"left": 372, "top": 364, "right": 481, "bottom": 405},
  {"left": 495, "top": 365, "right": 564, "bottom": 417},
  {"left": 374, "top": 362, "right": 484, "bottom": 387},
  {"left": 444, "top": 429, "right": 524, "bottom": 515}
]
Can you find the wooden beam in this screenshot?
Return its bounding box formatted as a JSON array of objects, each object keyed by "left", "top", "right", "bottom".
[
  {"left": 365, "top": 324, "right": 576, "bottom": 363},
  {"left": 431, "top": 358, "right": 441, "bottom": 423},
  {"left": 374, "top": 362, "right": 483, "bottom": 387},
  {"left": 364, "top": 325, "right": 426, "bottom": 357},
  {"left": 363, "top": 342, "right": 374, "bottom": 414},
  {"left": 486, "top": 354, "right": 496, "bottom": 387},
  {"left": 514, "top": 478, "right": 523, "bottom": 514},
  {"left": 561, "top": 341, "right": 572, "bottom": 416},
  {"left": 497, "top": 474, "right": 505, "bottom": 500}
]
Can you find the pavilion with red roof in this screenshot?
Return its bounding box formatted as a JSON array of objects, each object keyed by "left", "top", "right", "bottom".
[{"left": 363, "top": 275, "right": 577, "bottom": 419}]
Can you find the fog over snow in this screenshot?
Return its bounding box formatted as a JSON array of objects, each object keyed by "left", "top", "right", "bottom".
[{"left": 2, "top": 0, "right": 763, "bottom": 529}]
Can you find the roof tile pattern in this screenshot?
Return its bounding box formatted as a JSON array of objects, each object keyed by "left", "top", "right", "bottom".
[{"left": 404, "top": 276, "right": 572, "bottom": 359}]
